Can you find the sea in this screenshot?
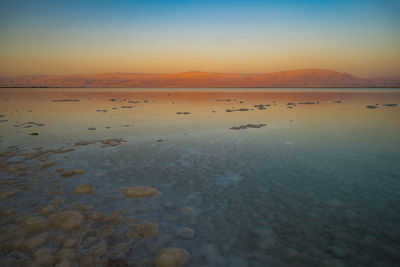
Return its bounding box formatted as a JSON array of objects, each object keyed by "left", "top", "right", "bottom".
[{"left": 0, "top": 88, "right": 399, "bottom": 266}]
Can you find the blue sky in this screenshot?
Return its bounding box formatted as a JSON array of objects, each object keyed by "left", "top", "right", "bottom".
[{"left": 0, "top": 0, "right": 399, "bottom": 77}]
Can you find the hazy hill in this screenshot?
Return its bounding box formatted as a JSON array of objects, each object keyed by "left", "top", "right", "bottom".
[{"left": 1, "top": 69, "right": 399, "bottom": 88}]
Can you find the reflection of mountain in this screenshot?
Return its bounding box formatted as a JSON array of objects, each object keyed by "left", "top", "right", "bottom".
[{"left": 1, "top": 69, "right": 399, "bottom": 88}]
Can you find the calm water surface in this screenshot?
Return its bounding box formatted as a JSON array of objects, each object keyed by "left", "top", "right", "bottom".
[{"left": 0, "top": 88, "right": 399, "bottom": 266}]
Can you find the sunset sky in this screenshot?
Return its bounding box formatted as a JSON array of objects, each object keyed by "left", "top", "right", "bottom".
[{"left": 0, "top": 0, "right": 399, "bottom": 78}]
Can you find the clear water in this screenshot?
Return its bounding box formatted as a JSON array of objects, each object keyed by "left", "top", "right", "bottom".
[{"left": 0, "top": 88, "right": 399, "bottom": 266}]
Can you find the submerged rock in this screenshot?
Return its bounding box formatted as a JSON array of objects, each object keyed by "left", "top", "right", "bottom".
[
  {"left": 74, "top": 184, "right": 95, "bottom": 195},
  {"left": 0, "top": 189, "right": 18, "bottom": 200},
  {"left": 61, "top": 169, "right": 85, "bottom": 177},
  {"left": 52, "top": 99, "right": 80, "bottom": 102},
  {"left": 62, "top": 238, "right": 79, "bottom": 248},
  {"left": 130, "top": 222, "right": 159, "bottom": 237},
  {"left": 91, "top": 242, "right": 107, "bottom": 258},
  {"left": 83, "top": 237, "right": 98, "bottom": 248},
  {"left": 49, "top": 210, "right": 85, "bottom": 231},
  {"left": 24, "top": 216, "right": 49, "bottom": 231},
  {"left": 40, "top": 162, "right": 56, "bottom": 170},
  {"left": 98, "top": 224, "right": 116, "bottom": 237},
  {"left": 40, "top": 205, "right": 57, "bottom": 215},
  {"left": 366, "top": 105, "right": 378, "bottom": 109},
  {"left": 33, "top": 248, "right": 55, "bottom": 266},
  {"left": 56, "top": 248, "right": 77, "bottom": 263},
  {"left": 177, "top": 227, "right": 195, "bottom": 239},
  {"left": 69, "top": 201, "right": 93, "bottom": 212},
  {"left": 246, "top": 123, "right": 267, "bottom": 129},
  {"left": 52, "top": 148, "right": 75, "bottom": 154},
  {"left": 24, "top": 232, "right": 50, "bottom": 251},
  {"left": 122, "top": 186, "right": 160, "bottom": 198},
  {"left": 7, "top": 163, "right": 27, "bottom": 173},
  {"left": 155, "top": 247, "right": 189, "bottom": 267},
  {"left": 299, "top": 102, "right": 317, "bottom": 104},
  {"left": 75, "top": 141, "right": 91, "bottom": 146},
  {"left": 230, "top": 123, "right": 267, "bottom": 130},
  {"left": 88, "top": 212, "right": 106, "bottom": 221},
  {"left": 114, "top": 242, "right": 128, "bottom": 254},
  {"left": 183, "top": 207, "right": 194, "bottom": 216},
  {"left": 105, "top": 210, "right": 125, "bottom": 225},
  {"left": 102, "top": 139, "right": 122, "bottom": 146},
  {"left": 52, "top": 197, "right": 65, "bottom": 207},
  {"left": 225, "top": 108, "right": 250, "bottom": 112},
  {"left": 55, "top": 260, "right": 74, "bottom": 267},
  {"left": 254, "top": 104, "right": 270, "bottom": 109}
]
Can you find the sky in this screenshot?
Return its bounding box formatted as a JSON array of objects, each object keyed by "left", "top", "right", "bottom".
[{"left": 0, "top": 0, "right": 399, "bottom": 78}]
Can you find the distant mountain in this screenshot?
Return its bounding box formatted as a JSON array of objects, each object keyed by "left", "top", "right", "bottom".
[{"left": 1, "top": 69, "right": 399, "bottom": 88}]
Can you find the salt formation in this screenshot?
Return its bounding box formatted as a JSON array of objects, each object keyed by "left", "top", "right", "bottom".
[
  {"left": 155, "top": 247, "right": 189, "bottom": 267},
  {"left": 122, "top": 186, "right": 159, "bottom": 198}
]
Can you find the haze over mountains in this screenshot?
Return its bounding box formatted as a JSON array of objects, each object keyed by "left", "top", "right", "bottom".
[{"left": 1, "top": 69, "right": 399, "bottom": 88}]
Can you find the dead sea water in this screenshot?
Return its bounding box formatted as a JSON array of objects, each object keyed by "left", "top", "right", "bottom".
[{"left": 0, "top": 88, "right": 399, "bottom": 266}]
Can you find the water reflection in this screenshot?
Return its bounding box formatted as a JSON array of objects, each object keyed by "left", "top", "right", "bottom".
[{"left": 0, "top": 88, "right": 399, "bottom": 266}]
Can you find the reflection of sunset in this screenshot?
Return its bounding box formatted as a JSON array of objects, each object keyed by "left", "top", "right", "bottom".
[
  {"left": 1, "top": 88, "right": 399, "bottom": 267},
  {"left": 1, "top": 89, "right": 399, "bottom": 148}
]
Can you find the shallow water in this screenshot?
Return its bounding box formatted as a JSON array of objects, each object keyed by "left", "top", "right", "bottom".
[{"left": 0, "top": 88, "right": 400, "bottom": 266}]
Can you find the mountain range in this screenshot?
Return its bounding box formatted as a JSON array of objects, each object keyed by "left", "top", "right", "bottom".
[{"left": 1, "top": 69, "right": 399, "bottom": 88}]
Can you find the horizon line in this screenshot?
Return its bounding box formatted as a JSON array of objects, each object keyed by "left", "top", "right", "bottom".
[{"left": 0, "top": 68, "right": 378, "bottom": 79}]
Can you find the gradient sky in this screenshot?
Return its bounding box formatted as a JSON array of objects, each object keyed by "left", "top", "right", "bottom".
[{"left": 0, "top": 0, "right": 399, "bottom": 78}]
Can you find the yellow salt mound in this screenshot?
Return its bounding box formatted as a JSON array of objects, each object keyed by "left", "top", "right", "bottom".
[
  {"left": 62, "top": 238, "right": 79, "bottom": 248},
  {"left": 24, "top": 216, "right": 49, "bottom": 231},
  {"left": 49, "top": 210, "right": 85, "bottom": 231},
  {"left": 88, "top": 212, "right": 106, "bottom": 221},
  {"left": 155, "top": 247, "right": 189, "bottom": 267},
  {"left": 7, "top": 164, "right": 26, "bottom": 173},
  {"left": 73, "top": 184, "right": 95, "bottom": 195},
  {"left": 122, "top": 186, "right": 159, "bottom": 198},
  {"left": 24, "top": 232, "right": 50, "bottom": 251},
  {"left": 40, "top": 162, "right": 56, "bottom": 170},
  {"left": 130, "top": 222, "right": 159, "bottom": 237},
  {"left": 40, "top": 204, "right": 57, "bottom": 215}
]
